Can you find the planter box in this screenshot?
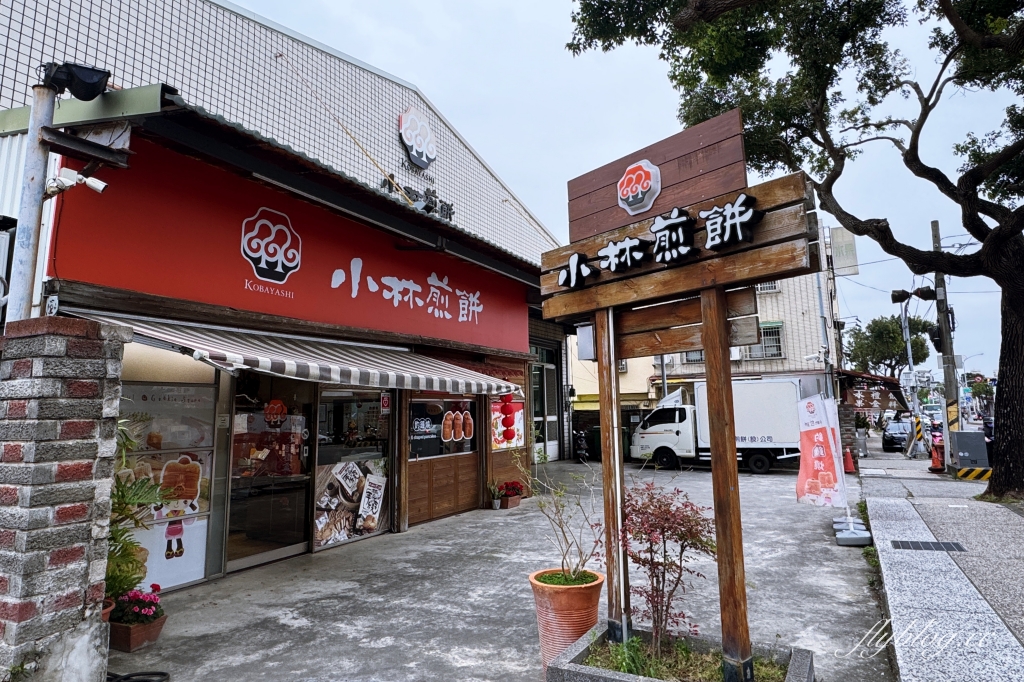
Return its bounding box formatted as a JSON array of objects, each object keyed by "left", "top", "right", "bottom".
[
  {"left": 500, "top": 495, "right": 521, "bottom": 509},
  {"left": 546, "top": 624, "right": 814, "bottom": 682},
  {"left": 109, "top": 614, "right": 167, "bottom": 653}
]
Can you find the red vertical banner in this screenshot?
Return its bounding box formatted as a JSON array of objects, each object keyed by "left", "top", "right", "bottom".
[{"left": 796, "top": 395, "right": 848, "bottom": 508}]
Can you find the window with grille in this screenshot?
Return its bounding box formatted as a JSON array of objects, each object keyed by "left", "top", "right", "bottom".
[
  {"left": 745, "top": 324, "right": 784, "bottom": 359},
  {"left": 756, "top": 281, "right": 780, "bottom": 293},
  {"left": 683, "top": 350, "right": 705, "bottom": 363}
]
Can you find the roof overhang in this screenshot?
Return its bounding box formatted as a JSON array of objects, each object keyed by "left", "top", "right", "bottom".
[{"left": 0, "top": 84, "right": 541, "bottom": 288}]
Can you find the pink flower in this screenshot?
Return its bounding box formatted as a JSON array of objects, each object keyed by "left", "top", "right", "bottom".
[
  {"left": 150, "top": 583, "right": 161, "bottom": 593},
  {"left": 133, "top": 606, "right": 139, "bottom": 613}
]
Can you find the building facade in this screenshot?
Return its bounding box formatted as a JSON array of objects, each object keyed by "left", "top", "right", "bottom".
[{"left": 0, "top": 0, "right": 572, "bottom": 593}]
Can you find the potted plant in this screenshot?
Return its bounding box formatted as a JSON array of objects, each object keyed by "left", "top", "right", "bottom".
[
  {"left": 487, "top": 481, "right": 502, "bottom": 510},
  {"left": 519, "top": 458, "right": 604, "bottom": 668},
  {"left": 106, "top": 419, "right": 169, "bottom": 649},
  {"left": 498, "top": 480, "right": 523, "bottom": 508},
  {"left": 109, "top": 584, "right": 167, "bottom": 652}
]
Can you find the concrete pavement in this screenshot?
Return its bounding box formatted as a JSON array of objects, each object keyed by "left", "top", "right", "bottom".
[
  {"left": 109, "top": 460, "right": 891, "bottom": 681},
  {"left": 861, "top": 431, "right": 1024, "bottom": 681}
]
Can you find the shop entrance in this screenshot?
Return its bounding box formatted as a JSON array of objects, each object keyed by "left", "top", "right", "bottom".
[
  {"left": 408, "top": 395, "right": 480, "bottom": 524},
  {"left": 227, "top": 374, "right": 313, "bottom": 572},
  {"left": 530, "top": 346, "right": 561, "bottom": 462}
]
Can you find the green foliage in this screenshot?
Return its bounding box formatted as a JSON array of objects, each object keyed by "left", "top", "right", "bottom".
[
  {"left": 585, "top": 637, "right": 788, "bottom": 681},
  {"left": 106, "top": 418, "right": 169, "bottom": 600},
  {"left": 534, "top": 570, "right": 600, "bottom": 586},
  {"left": 971, "top": 381, "right": 995, "bottom": 399},
  {"left": 847, "top": 315, "right": 930, "bottom": 377},
  {"left": 855, "top": 412, "right": 871, "bottom": 429},
  {"left": 862, "top": 546, "right": 880, "bottom": 569}
]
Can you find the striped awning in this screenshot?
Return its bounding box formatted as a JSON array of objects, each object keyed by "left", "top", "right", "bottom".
[{"left": 71, "top": 311, "right": 521, "bottom": 395}]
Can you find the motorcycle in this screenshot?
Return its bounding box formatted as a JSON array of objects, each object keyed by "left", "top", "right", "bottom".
[{"left": 573, "top": 429, "right": 590, "bottom": 463}]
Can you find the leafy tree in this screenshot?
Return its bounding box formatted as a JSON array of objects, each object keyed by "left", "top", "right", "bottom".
[
  {"left": 847, "top": 315, "right": 931, "bottom": 377},
  {"left": 972, "top": 380, "right": 995, "bottom": 399},
  {"left": 569, "top": 0, "right": 1024, "bottom": 497}
]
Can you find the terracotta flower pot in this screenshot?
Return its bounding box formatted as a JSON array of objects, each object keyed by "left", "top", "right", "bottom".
[
  {"left": 109, "top": 614, "right": 167, "bottom": 652},
  {"left": 499, "top": 495, "right": 521, "bottom": 509},
  {"left": 528, "top": 569, "right": 605, "bottom": 669},
  {"left": 101, "top": 598, "right": 115, "bottom": 623}
]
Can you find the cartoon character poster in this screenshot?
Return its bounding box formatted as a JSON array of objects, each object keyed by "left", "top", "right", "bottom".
[{"left": 796, "top": 395, "right": 848, "bottom": 508}]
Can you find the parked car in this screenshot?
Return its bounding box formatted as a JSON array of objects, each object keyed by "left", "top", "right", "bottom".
[
  {"left": 921, "top": 404, "right": 941, "bottom": 420},
  {"left": 882, "top": 420, "right": 912, "bottom": 452}
]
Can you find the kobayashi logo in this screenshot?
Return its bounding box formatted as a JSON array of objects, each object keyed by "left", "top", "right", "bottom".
[
  {"left": 241, "top": 207, "right": 301, "bottom": 284},
  {"left": 617, "top": 159, "right": 661, "bottom": 216},
  {"left": 399, "top": 105, "right": 437, "bottom": 170}
]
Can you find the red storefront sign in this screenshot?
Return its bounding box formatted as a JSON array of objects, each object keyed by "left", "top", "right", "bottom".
[{"left": 50, "top": 138, "right": 529, "bottom": 353}]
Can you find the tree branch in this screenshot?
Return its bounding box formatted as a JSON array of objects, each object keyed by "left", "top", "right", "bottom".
[
  {"left": 670, "top": 0, "right": 761, "bottom": 32},
  {"left": 839, "top": 135, "right": 907, "bottom": 153},
  {"left": 937, "top": 0, "right": 1024, "bottom": 56}
]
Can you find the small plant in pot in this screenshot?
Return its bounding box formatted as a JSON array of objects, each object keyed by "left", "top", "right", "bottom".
[
  {"left": 487, "top": 481, "right": 502, "bottom": 510},
  {"left": 519, "top": 457, "right": 604, "bottom": 668},
  {"left": 106, "top": 419, "right": 171, "bottom": 651},
  {"left": 498, "top": 480, "right": 523, "bottom": 509}
]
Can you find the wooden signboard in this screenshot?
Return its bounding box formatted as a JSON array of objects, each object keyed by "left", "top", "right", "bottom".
[
  {"left": 542, "top": 111, "right": 820, "bottom": 681},
  {"left": 567, "top": 109, "right": 747, "bottom": 242}
]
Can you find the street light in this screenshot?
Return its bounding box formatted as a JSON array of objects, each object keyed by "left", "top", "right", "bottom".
[{"left": 891, "top": 288, "right": 930, "bottom": 456}]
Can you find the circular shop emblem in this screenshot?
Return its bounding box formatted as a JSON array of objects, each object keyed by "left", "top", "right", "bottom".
[
  {"left": 398, "top": 105, "right": 437, "bottom": 170},
  {"left": 241, "top": 207, "right": 301, "bottom": 284},
  {"left": 617, "top": 159, "right": 661, "bottom": 216}
]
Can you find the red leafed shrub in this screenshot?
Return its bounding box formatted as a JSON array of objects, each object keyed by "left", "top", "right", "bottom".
[
  {"left": 498, "top": 480, "right": 523, "bottom": 498},
  {"left": 622, "top": 481, "right": 716, "bottom": 655}
]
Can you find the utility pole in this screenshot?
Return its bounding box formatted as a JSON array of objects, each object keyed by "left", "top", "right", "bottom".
[
  {"left": 659, "top": 354, "right": 668, "bottom": 400},
  {"left": 7, "top": 84, "right": 57, "bottom": 325},
  {"left": 931, "top": 220, "right": 959, "bottom": 466}
]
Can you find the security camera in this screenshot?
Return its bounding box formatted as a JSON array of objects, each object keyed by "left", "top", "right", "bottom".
[
  {"left": 83, "top": 176, "right": 106, "bottom": 193},
  {"left": 45, "top": 167, "right": 108, "bottom": 196}
]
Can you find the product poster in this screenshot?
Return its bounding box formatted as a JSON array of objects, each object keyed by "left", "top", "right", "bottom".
[
  {"left": 491, "top": 401, "right": 525, "bottom": 450},
  {"left": 129, "top": 517, "right": 209, "bottom": 591},
  {"left": 796, "top": 395, "right": 848, "bottom": 508},
  {"left": 409, "top": 400, "right": 477, "bottom": 458},
  {"left": 120, "top": 384, "right": 216, "bottom": 450},
  {"left": 313, "top": 458, "right": 389, "bottom": 549},
  {"left": 115, "top": 451, "right": 212, "bottom": 523}
]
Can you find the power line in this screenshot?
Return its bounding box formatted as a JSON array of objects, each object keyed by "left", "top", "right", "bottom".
[{"left": 836, "top": 275, "right": 891, "bottom": 293}]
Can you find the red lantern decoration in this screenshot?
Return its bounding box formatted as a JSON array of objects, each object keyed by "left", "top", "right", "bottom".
[
  {"left": 500, "top": 403, "right": 514, "bottom": 416},
  {"left": 500, "top": 393, "right": 514, "bottom": 403},
  {"left": 503, "top": 428, "right": 517, "bottom": 442},
  {"left": 502, "top": 415, "right": 515, "bottom": 428}
]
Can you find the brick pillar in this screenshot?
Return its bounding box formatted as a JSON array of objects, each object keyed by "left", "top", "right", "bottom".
[
  {"left": 0, "top": 317, "right": 130, "bottom": 679},
  {"left": 838, "top": 403, "right": 857, "bottom": 464}
]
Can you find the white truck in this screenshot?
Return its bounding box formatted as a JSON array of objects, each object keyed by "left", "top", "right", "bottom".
[{"left": 629, "top": 379, "right": 802, "bottom": 474}]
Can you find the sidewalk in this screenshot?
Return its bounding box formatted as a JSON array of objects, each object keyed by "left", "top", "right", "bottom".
[
  {"left": 860, "top": 431, "right": 1024, "bottom": 681},
  {"left": 108, "top": 460, "right": 889, "bottom": 681}
]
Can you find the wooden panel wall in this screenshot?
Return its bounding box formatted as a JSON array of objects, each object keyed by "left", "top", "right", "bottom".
[
  {"left": 567, "top": 109, "right": 746, "bottom": 242},
  {"left": 407, "top": 453, "right": 480, "bottom": 525}
]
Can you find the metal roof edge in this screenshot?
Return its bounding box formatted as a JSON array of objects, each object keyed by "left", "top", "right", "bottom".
[
  {"left": 0, "top": 84, "right": 166, "bottom": 136},
  {"left": 158, "top": 93, "right": 541, "bottom": 272},
  {"left": 205, "top": 0, "right": 562, "bottom": 248}
]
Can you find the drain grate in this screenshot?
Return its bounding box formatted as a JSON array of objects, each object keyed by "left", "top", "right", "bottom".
[{"left": 891, "top": 540, "right": 966, "bottom": 552}]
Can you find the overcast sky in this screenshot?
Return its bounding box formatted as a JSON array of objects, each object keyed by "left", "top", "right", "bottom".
[{"left": 234, "top": 0, "right": 1008, "bottom": 377}]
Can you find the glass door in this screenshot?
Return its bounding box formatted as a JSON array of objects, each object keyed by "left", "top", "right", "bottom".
[
  {"left": 226, "top": 374, "right": 313, "bottom": 571},
  {"left": 313, "top": 389, "right": 391, "bottom": 550},
  {"left": 530, "top": 349, "right": 562, "bottom": 463}
]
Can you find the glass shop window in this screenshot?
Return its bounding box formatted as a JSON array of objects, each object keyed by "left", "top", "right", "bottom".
[{"left": 409, "top": 397, "right": 477, "bottom": 459}]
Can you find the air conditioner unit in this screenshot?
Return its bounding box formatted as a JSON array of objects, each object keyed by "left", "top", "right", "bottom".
[{"left": 729, "top": 347, "right": 743, "bottom": 361}]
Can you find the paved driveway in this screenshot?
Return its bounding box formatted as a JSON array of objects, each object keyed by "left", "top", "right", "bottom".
[{"left": 109, "top": 460, "right": 891, "bottom": 682}]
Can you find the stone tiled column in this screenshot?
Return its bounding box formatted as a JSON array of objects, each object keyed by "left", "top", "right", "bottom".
[{"left": 0, "top": 317, "right": 130, "bottom": 679}]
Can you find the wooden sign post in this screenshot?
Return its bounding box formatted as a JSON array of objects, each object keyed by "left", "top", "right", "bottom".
[{"left": 542, "top": 110, "right": 819, "bottom": 682}]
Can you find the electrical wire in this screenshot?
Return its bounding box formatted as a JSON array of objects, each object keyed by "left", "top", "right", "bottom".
[
  {"left": 836, "top": 276, "right": 891, "bottom": 293},
  {"left": 274, "top": 51, "right": 413, "bottom": 206}
]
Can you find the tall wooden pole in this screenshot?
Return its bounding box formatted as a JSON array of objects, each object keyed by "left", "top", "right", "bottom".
[
  {"left": 594, "top": 308, "right": 630, "bottom": 642},
  {"left": 700, "top": 287, "right": 753, "bottom": 682}
]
